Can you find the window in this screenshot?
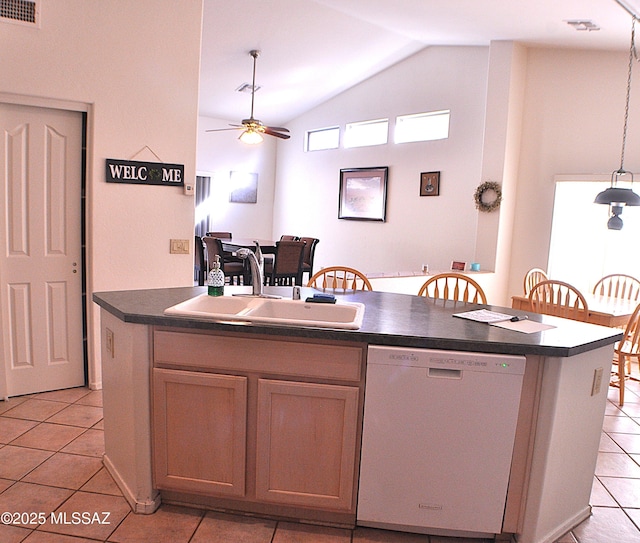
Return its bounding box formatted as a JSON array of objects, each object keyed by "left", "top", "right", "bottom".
[
  {"left": 305, "top": 127, "right": 339, "bottom": 151},
  {"left": 548, "top": 177, "right": 640, "bottom": 293},
  {"left": 394, "top": 110, "right": 450, "bottom": 144},
  {"left": 343, "top": 119, "right": 388, "bottom": 148}
]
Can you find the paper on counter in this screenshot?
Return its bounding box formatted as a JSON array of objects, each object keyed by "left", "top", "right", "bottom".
[
  {"left": 490, "top": 319, "right": 556, "bottom": 334},
  {"left": 453, "top": 309, "right": 515, "bottom": 323}
]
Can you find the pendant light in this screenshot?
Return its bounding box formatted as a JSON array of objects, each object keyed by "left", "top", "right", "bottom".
[{"left": 594, "top": 15, "right": 640, "bottom": 229}]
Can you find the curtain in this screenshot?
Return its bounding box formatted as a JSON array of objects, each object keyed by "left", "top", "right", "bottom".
[
  {"left": 194, "top": 175, "right": 212, "bottom": 283},
  {"left": 195, "top": 175, "right": 211, "bottom": 238}
]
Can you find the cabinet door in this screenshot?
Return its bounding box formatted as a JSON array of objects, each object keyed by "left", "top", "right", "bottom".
[
  {"left": 153, "top": 368, "right": 247, "bottom": 496},
  {"left": 255, "top": 379, "right": 359, "bottom": 511}
]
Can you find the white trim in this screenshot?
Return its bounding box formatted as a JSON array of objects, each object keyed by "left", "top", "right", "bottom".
[
  {"left": 0, "top": 92, "right": 89, "bottom": 112},
  {"left": 553, "top": 174, "right": 612, "bottom": 183},
  {"left": 103, "top": 454, "right": 161, "bottom": 514}
]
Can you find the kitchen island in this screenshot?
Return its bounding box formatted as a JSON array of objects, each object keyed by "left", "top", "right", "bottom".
[{"left": 93, "top": 285, "right": 622, "bottom": 543}]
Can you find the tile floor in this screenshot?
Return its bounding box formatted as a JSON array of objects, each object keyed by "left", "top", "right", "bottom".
[{"left": 0, "top": 382, "right": 639, "bottom": 543}]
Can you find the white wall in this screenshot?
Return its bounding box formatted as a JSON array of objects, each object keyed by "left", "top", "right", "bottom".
[
  {"left": 197, "top": 116, "right": 276, "bottom": 239},
  {"left": 508, "top": 48, "right": 638, "bottom": 298},
  {"left": 0, "top": 0, "right": 204, "bottom": 387},
  {"left": 273, "top": 46, "right": 490, "bottom": 275}
]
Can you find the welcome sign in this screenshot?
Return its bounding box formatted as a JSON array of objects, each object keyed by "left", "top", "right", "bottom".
[{"left": 105, "top": 159, "right": 184, "bottom": 187}]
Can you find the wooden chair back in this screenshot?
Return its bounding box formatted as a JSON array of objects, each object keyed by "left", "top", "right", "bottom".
[
  {"left": 614, "top": 302, "right": 640, "bottom": 405},
  {"left": 523, "top": 268, "right": 549, "bottom": 295},
  {"left": 299, "top": 237, "right": 320, "bottom": 279},
  {"left": 194, "top": 235, "right": 205, "bottom": 286},
  {"left": 528, "top": 280, "right": 589, "bottom": 322},
  {"left": 593, "top": 274, "right": 640, "bottom": 301},
  {"left": 202, "top": 236, "right": 245, "bottom": 284},
  {"left": 279, "top": 235, "right": 300, "bottom": 241},
  {"left": 268, "top": 240, "right": 305, "bottom": 286},
  {"left": 307, "top": 266, "right": 372, "bottom": 292},
  {"left": 417, "top": 273, "right": 487, "bottom": 304}
]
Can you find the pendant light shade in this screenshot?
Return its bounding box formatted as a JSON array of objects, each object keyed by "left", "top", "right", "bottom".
[
  {"left": 595, "top": 15, "right": 640, "bottom": 229},
  {"left": 594, "top": 172, "right": 640, "bottom": 206},
  {"left": 594, "top": 187, "right": 640, "bottom": 205}
]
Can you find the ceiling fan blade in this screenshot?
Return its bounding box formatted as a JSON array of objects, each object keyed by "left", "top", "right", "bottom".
[
  {"left": 205, "top": 127, "right": 243, "bottom": 132},
  {"left": 265, "top": 126, "right": 289, "bottom": 133},
  {"left": 264, "top": 127, "right": 291, "bottom": 139}
]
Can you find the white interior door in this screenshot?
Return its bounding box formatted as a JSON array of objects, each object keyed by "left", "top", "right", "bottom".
[{"left": 0, "top": 103, "right": 84, "bottom": 398}]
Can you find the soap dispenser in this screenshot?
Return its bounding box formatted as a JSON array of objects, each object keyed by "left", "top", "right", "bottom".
[{"left": 207, "top": 255, "right": 225, "bottom": 296}]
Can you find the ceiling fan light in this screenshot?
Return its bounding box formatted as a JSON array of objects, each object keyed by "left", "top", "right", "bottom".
[{"left": 239, "top": 129, "right": 263, "bottom": 145}]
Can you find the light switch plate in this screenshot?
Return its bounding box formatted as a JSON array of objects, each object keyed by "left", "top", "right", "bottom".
[{"left": 170, "top": 239, "right": 190, "bottom": 254}]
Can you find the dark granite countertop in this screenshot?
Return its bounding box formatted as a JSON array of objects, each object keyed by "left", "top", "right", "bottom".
[{"left": 92, "top": 286, "right": 622, "bottom": 357}]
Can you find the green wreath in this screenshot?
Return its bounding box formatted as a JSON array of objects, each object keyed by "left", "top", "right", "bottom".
[{"left": 474, "top": 181, "right": 502, "bottom": 212}]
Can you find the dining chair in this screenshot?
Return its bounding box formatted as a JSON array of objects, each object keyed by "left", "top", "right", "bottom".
[
  {"left": 528, "top": 280, "right": 589, "bottom": 322},
  {"left": 417, "top": 273, "right": 487, "bottom": 304},
  {"left": 613, "top": 301, "right": 640, "bottom": 406},
  {"left": 263, "top": 236, "right": 301, "bottom": 270},
  {"left": 299, "top": 237, "right": 320, "bottom": 282},
  {"left": 194, "top": 235, "right": 206, "bottom": 286},
  {"left": 593, "top": 274, "right": 640, "bottom": 302},
  {"left": 202, "top": 236, "right": 245, "bottom": 285},
  {"left": 523, "top": 268, "right": 549, "bottom": 295},
  {"left": 266, "top": 240, "right": 306, "bottom": 286},
  {"left": 307, "top": 266, "right": 372, "bottom": 292}
]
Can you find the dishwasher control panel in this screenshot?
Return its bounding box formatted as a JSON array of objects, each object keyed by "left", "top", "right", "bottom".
[{"left": 369, "top": 345, "right": 526, "bottom": 375}]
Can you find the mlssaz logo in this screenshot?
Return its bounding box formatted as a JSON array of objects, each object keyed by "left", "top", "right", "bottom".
[{"left": 49, "top": 512, "right": 111, "bottom": 525}]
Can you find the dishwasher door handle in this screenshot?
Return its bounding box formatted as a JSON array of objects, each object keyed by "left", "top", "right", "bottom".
[{"left": 428, "top": 367, "right": 462, "bottom": 379}]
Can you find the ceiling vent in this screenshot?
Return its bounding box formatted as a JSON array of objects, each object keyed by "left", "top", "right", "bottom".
[
  {"left": 236, "top": 83, "right": 260, "bottom": 94},
  {"left": 565, "top": 20, "right": 600, "bottom": 32},
  {"left": 1, "top": 0, "right": 39, "bottom": 27}
]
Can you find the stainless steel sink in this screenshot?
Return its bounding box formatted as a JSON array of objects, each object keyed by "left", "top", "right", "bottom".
[{"left": 163, "top": 294, "right": 365, "bottom": 329}]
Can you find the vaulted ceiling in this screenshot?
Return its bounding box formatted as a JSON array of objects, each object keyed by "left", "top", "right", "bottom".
[{"left": 199, "top": 0, "right": 638, "bottom": 127}]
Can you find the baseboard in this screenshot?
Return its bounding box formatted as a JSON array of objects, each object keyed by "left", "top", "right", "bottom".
[
  {"left": 517, "top": 506, "right": 590, "bottom": 543},
  {"left": 102, "top": 454, "right": 161, "bottom": 515}
]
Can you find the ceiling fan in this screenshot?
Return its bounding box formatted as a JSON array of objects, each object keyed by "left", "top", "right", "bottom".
[{"left": 206, "top": 50, "right": 290, "bottom": 144}]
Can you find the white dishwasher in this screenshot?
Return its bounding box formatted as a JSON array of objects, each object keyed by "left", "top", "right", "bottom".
[{"left": 357, "top": 346, "right": 525, "bottom": 538}]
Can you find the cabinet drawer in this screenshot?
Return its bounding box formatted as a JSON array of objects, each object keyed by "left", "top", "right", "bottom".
[{"left": 153, "top": 330, "right": 364, "bottom": 382}]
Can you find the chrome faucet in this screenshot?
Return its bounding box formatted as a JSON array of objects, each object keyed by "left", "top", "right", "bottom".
[{"left": 236, "top": 248, "right": 264, "bottom": 296}]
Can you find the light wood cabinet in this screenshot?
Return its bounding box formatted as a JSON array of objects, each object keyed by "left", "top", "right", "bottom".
[
  {"left": 151, "top": 328, "right": 365, "bottom": 522},
  {"left": 256, "top": 379, "right": 359, "bottom": 510},
  {"left": 153, "top": 368, "right": 247, "bottom": 496}
]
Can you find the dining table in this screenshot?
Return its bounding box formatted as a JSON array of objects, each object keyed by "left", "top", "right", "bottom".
[
  {"left": 511, "top": 293, "right": 638, "bottom": 328},
  {"left": 218, "top": 238, "right": 278, "bottom": 254}
]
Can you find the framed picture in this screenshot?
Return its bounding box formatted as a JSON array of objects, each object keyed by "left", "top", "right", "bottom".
[
  {"left": 451, "top": 261, "right": 467, "bottom": 271},
  {"left": 229, "top": 171, "right": 258, "bottom": 203},
  {"left": 338, "top": 167, "right": 388, "bottom": 221},
  {"left": 420, "top": 171, "right": 440, "bottom": 196}
]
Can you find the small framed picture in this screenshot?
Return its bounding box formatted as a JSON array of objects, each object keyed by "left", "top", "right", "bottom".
[
  {"left": 451, "top": 261, "right": 467, "bottom": 271},
  {"left": 420, "top": 171, "right": 440, "bottom": 196}
]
